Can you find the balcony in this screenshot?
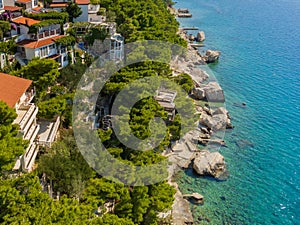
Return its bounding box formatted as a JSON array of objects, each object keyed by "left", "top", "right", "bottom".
[
  {"left": 23, "top": 143, "right": 39, "bottom": 172},
  {"left": 24, "top": 123, "right": 40, "bottom": 144},
  {"left": 15, "top": 104, "right": 38, "bottom": 132},
  {"left": 88, "top": 5, "right": 100, "bottom": 14},
  {"left": 37, "top": 116, "right": 60, "bottom": 148},
  {"left": 37, "top": 29, "right": 61, "bottom": 40}
]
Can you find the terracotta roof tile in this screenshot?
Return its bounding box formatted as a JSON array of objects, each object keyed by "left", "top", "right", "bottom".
[
  {"left": 12, "top": 17, "right": 41, "bottom": 26},
  {"left": 4, "top": 6, "right": 22, "bottom": 11},
  {"left": 32, "top": 7, "right": 42, "bottom": 11},
  {"left": 17, "top": 35, "right": 65, "bottom": 49},
  {"left": 50, "top": 3, "right": 68, "bottom": 7},
  {"left": 16, "top": 0, "right": 31, "bottom": 3},
  {"left": 75, "top": 0, "right": 90, "bottom": 5},
  {"left": 0, "top": 73, "right": 32, "bottom": 108}
]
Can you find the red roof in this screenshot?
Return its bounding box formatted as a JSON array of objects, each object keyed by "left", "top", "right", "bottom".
[
  {"left": 50, "top": 3, "right": 68, "bottom": 7},
  {"left": 4, "top": 6, "right": 22, "bottom": 11},
  {"left": 32, "top": 7, "right": 42, "bottom": 11},
  {"left": 16, "top": 0, "right": 31, "bottom": 3},
  {"left": 0, "top": 73, "right": 32, "bottom": 108},
  {"left": 12, "top": 17, "right": 41, "bottom": 26},
  {"left": 17, "top": 35, "right": 65, "bottom": 49},
  {"left": 75, "top": 0, "right": 90, "bottom": 5}
]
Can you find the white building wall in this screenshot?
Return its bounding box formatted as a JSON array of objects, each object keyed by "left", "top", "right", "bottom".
[
  {"left": 25, "top": 48, "right": 35, "bottom": 60},
  {"left": 3, "top": 0, "right": 15, "bottom": 6},
  {"left": 20, "top": 25, "right": 29, "bottom": 35},
  {"left": 74, "top": 5, "right": 89, "bottom": 22},
  {"left": 0, "top": 53, "right": 6, "bottom": 69}
]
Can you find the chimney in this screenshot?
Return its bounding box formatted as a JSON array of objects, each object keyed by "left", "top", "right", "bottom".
[{"left": 25, "top": 19, "right": 29, "bottom": 26}]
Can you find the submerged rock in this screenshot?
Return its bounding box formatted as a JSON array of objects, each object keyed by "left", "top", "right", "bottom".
[
  {"left": 193, "top": 150, "right": 227, "bottom": 178},
  {"left": 235, "top": 139, "right": 254, "bottom": 148},
  {"left": 183, "top": 192, "right": 204, "bottom": 204}
]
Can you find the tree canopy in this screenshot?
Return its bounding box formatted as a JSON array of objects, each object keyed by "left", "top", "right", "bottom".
[
  {"left": 63, "top": 3, "right": 83, "bottom": 23},
  {"left": 12, "top": 58, "right": 60, "bottom": 98}
]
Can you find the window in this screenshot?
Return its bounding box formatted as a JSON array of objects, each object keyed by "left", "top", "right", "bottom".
[
  {"left": 49, "top": 44, "right": 56, "bottom": 50},
  {"left": 39, "top": 46, "right": 48, "bottom": 58},
  {"left": 63, "top": 55, "right": 67, "bottom": 62}
]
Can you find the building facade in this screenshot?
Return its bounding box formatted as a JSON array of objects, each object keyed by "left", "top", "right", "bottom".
[
  {"left": 0, "top": 73, "right": 39, "bottom": 172},
  {"left": 12, "top": 17, "right": 69, "bottom": 68}
]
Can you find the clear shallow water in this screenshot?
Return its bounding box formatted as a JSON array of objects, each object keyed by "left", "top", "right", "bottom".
[{"left": 175, "top": 0, "right": 300, "bottom": 224}]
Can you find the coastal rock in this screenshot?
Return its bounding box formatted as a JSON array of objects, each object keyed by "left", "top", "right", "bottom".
[
  {"left": 197, "top": 31, "right": 206, "bottom": 42},
  {"left": 172, "top": 190, "right": 194, "bottom": 224},
  {"left": 204, "top": 50, "right": 221, "bottom": 63},
  {"left": 192, "top": 87, "right": 205, "bottom": 100},
  {"left": 213, "top": 107, "right": 233, "bottom": 129},
  {"left": 202, "top": 82, "right": 225, "bottom": 103},
  {"left": 189, "top": 34, "right": 195, "bottom": 41},
  {"left": 200, "top": 111, "right": 227, "bottom": 131},
  {"left": 193, "top": 150, "right": 226, "bottom": 178}
]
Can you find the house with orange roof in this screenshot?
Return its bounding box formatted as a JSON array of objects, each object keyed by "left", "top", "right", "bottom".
[
  {"left": 0, "top": 72, "right": 60, "bottom": 172},
  {"left": 49, "top": 0, "right": 105, "bottom": 24},
  {"left": 74, "top": 0, "right": 105, "bottom": 24},
  {"left": 49, "top": 0, "right": 69, "bottom": 11},
  {"left": 15, "top": 0, "right": 38, "bottom": 10},
  {"left": 0, "top": 72, "right": 39, "bottom": 172},
  {"left": 10, "top": 16, "right": 69, "bottom": 68}
]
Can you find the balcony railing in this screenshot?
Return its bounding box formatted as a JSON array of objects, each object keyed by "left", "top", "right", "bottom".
[{"left": 37, "top": 29, "right": 61, "bottom": 40}]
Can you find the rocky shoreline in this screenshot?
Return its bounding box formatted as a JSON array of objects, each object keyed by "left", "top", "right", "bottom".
[{"left": 167, "top": 8, "right": 233, "bottom": 225}]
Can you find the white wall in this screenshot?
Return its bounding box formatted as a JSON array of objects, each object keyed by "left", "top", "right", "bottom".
[
  {"left": 3, "top": 0, "right": 15, "bottom": 7},
  {"left": 0, "top": 53, "right": 6, "bottom": 69},
  {"left": 25, "top": 48, "right": 36, "bottom": 60},
  {"left": 74, "top": 5, "right": 88, "bottom": 22}
]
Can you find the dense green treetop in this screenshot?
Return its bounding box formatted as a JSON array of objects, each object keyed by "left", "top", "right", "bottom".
[
  {"left": 12, "top": 58, "right": 60, "bottom": 98},
  {"left": 62, "top": 3, "right": 83, "bottom": 23}
]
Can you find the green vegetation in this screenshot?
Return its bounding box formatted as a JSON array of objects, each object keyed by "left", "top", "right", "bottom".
[
  {"left": 0, "top": 0, "right": 193, "bottom": 223},
  {"left": 90, "top": 0, "right": 101, "bottom": 4},
  {"left": 86, "top": 26, "right": 109, "bottom": 45},
  {"left": 29, "top": 19, "right": 63, "bottom": 34},
  {"left": 173, "top": 73, "right": 194, "bottom": 92},
  {"left": 0, "top": 21, "right": 11, "bottom": 40},
  {"left": 62, "top": 3, "right": 83, "bottom": 23},
  {"left": 25, "top": 11, "right": 69, "bottom": 23},
  {"left": 12, "top": 58, "right": 60, "bottom": 100},
  {"left": 100, "top": 0, "right": 187, "bottom": 46},
  {"left": 54, "top": 35, "right": 76, "bottom": 47},
  {"left": 0, "top": 101, "right": 27, "bottom": 172}
]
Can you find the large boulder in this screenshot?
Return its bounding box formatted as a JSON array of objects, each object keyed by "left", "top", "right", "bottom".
[
  {"left": 202, "top": 82, "right": 225, "bottom": 103},
  {"left": 193, "top": 150, "right": 226, "bottom": 178},
  {"left": 197, "top": 31, "right": 206, "bottom": 42},
  {"left": 204, "top": 50, "right": 221, "bottom": 63},
  {"left": 192, "top": 87, "right": 205, "bottom": 100},
  {"left": 213, "top": 107, "right": 233, "bottom": 129},
  {"left": 200, "top": 112, "right": 227, "bottom": 131}
]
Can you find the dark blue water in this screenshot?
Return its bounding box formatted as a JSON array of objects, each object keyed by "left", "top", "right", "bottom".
[{"left": 176, "top": 0, "right": 300, "bottom": 224}]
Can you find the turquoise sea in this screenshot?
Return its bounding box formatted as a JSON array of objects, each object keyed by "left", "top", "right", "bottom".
[{"left": 175, "top": 0, "right": 300, "bottom": 224}]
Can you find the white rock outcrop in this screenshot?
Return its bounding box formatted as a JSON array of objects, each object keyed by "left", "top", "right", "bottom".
[
  {"left": 193, "top": 150, "right": 226, "bottom": 178},
  {"left": 204, "top": 50, "right": 221, "bottom": 63},
  {"left": 197, "top": 31, "right": 206, "bottom": 42}
]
